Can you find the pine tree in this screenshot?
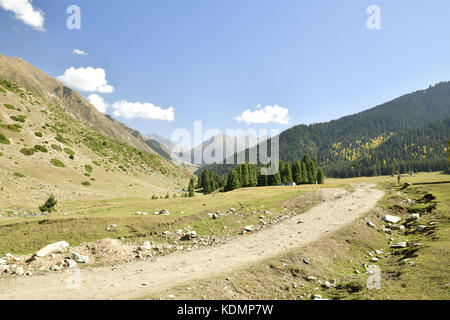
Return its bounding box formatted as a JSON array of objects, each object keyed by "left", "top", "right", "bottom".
[
  {"left": 317, "top": 168, "right": 325, "bottom": 184},
  {"left": 188, "top": 178, "right": 195, "bottom": 197},
  {"left": 300, "top": 162, "right": 308, "bottom": 184},
  {"left": 285, "top": 163, "right": 293, "bottom": 183},
  {"left": 39, "top": 195, "right": 57, "bottom": 213},
  {"left": 293, "top": 160, "right": 302, "bottom": 184}
]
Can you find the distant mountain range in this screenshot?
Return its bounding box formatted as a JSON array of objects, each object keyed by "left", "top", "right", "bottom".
[{"left": 198, "top": 82, "right": 450, "bottom": 178}]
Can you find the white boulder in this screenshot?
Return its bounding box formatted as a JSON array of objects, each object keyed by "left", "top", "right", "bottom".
[
  {"left": 382, "top": 215, "right": 402, "bottom": 224},
  {"left": 35, "top": 241, "right": 70, "bottom": 257}
]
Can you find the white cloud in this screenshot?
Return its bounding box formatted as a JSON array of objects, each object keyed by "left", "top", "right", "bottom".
[
  {"left": 57, "top": 67, "right": 115, "bottom": 93},
  {"left": 236, "top": 105, "right": 290, "bottom": 125},
  {"left": 88, "top": 94, "right": 108, "bottom": 113},
  {"left": 72, "top": 49, "right": 88, "bottom": 56},
  {"left": 0, "top": 0, "right": 45, "bottom": 31},
  {"left": 111, "top": 100, "right": 175, "bottom": 121}
]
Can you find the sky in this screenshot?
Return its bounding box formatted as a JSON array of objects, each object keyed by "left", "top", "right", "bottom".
[{"left": 1, "top": 0, "right": 450, "bottom": 147}]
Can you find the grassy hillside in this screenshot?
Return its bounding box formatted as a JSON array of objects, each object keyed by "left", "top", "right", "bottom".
[{"left": 0, "top": 74, "right": 190, "bottom": 212}]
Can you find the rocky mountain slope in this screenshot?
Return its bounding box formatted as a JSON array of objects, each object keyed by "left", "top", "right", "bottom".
[{"left": 0, "top": 55, "right": 191, "bottom": 211}]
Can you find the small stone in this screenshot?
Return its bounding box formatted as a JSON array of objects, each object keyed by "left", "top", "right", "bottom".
[
  {"left": 367, "top": 221, "right": 376, "bottom": 228},
  {"left": 416, "top": 225, "right": 426, "bottom": 232},
  {"left": 382, "top": 215, "right": 402, "bottom": 224},
  {"left": 303, "top": 258, "right": 310, "bottom": 265},
  {"left": 391, "top": 242, "right": 407, "bottom": 248}
]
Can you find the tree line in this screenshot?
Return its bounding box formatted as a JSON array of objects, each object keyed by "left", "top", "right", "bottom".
[{"left": 197, "top": 155, "right": 324, "bottom": 194}]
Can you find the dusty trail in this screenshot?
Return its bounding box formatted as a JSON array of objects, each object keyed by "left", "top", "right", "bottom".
[{"left": 0, "top": 184, "right": 384, "bottom": 300}]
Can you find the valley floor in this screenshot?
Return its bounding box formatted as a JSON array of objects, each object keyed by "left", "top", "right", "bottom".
[{"left": 0, "top": 172, "right": 448, "bottom": 300}]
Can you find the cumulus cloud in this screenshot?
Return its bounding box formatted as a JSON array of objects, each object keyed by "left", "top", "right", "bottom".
[
  {"left": 235, "top": 104, "right": 289, "bottom": 125},
  {"left": 111, "top": 100, "right": 175, "bottom": 121},
  {"left": 57, "top": 67, "right": 115, "bottom": 93},
  {"left": 0, "top": 0, "right": 45, "bottom": 31},
  {"left": 88, "top": 94, "right": 108, "bottom": 113},
  {"left": 72, "top": 49, "right": 88, "bottom": 56}
]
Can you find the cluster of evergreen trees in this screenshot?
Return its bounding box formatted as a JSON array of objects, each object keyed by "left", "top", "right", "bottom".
[
  {"left": 194, "top": 84, "right": 450, "bottom": 180},
  {"left": 196, "top": 155, "right": 324, "bottom": 194},
  {"left": 197, "top": 170, "right": 226, "bottom": 195}
]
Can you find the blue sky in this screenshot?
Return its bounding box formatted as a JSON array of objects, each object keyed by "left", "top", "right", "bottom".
[{"left": 1, "top": 0, "right": 450, "bottom": 145}]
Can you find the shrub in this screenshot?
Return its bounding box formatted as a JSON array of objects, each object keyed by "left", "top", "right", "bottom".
[
  {"left": 55, "top": 134, "right": 70, "bottom": 146},
  {"left": 34, "top": 132, "right": 43, "bottom": 137},
  {"left": 92, "top": 160, "right": 101, "bottom": 166},
  {"left": 0, "top": 124, "right": 21, "bottom": 132},
  {"left": 151, "top": 195, "right": 158, "bottom": 200},
  {"left": 69, "top": 154, "right": 74, "bottom": 160},
  {"left": 0, "top": 132, "right": 10, "bottom": 145},
  {"left": 10, "top": 115, "right": 27, "bottom": 123},
  {"left": 165, "top": 193, "right": 170, "bottom": 199},
  {"left": 39, "top": 195, "right": 57, "bottom": 213},
  {"left": 84, "top": 164, "right": 93, "bottom": 173},
  {"left": 81, "top": 181, "right": 91, "bottom": 186},
  {"left": 51, "top": 144, "right": 62, "bottom": 152},
  {"left": 34, "top": 145, "right": 48, "bottom": 153},
  {"left": 3, "top": 103, "right": 15, "bottom": 110},
  {"left": 20, "top": 148, "right": 37, "bottom": 156},
  {"left": 50, "top": 159, "right": 65, "bottom": 167},
  {"left": 63, "top": 148, "right": 75, "bottom": 156},
  {"left": 14, "top": 172, "right": 25, "bottom": 178}
]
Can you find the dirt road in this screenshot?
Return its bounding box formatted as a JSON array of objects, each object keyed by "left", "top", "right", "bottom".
[{"left": 0, "top": 184, "right": 384, "bottom": 300}]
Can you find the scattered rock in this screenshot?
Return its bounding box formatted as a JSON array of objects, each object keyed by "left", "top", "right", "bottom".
[
  {"left": 244, "top": 226, "right": 254, "bottom": 233},
  {"left": 408, "top": 213, "right": 420, "bottom": 221},
  {"left": 303, "top": 258, "right": 310, "bottom": 265},
  {"left": 14, "top": 266, "right": 24, "bottom": 276},
  {"left": 391, "top": 242, "right": 407, "bottom": 249},
  {"left": 416, "top": 225, "right": 426, "bottom": 232},
  {"left": 367, "top": 221, "right": 376, "bottom": 228},
  {"left": 382, "top": 215, "right": 402, "bottom": 224},
  {"left": 35, "top": 241, "right": 70, "bottom": 257},
  {"left": 370, "top": 257, "right": 378, "bottom": 263},
  {"left": 64, "top": 259, "right": 77, "bottom": 269},
  {"left": 306, "top": 276, "right": 317, "bottom": 281},
  {"left": 69, "top": 252, "right": 89, "bottom": 263},
  {"left": 159, "top": 209, "right": 170, "bottom": 216}
]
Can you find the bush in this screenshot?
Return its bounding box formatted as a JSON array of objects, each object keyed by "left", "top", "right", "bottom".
[
  {"left": 14, "top": 172, "right": 25, "bottom": 178},
  {"left": 165, "top": 193, "right": 170, "bottom": 199},
  {"left": 10, "top": 115, "right": 27, "bottom": 123},
  {"left": 81, "top": 181, "right": 91, "bottom": 186},
  {"left": 39, "top": 195, "right": 57, "bottom": 213},
  {"left": 3, "top": 103, "right": 15, "bottom": 110},
  {"left": 50, "top": 159, "right": 65, "bottom": 167},
  {"left": 92, "top": 160, "right": 101, "bottom": 166},
  {"left": 55, "top": 134, "right": 70, "bottom": 146},
  {"left": 151, "top": 195, "right": 158, "bottom": 200},
  {"left": 34, "top": 145, "right": 48, "bottom": 153},
  {"left": 64, "top": 148, "right": 75, "bottom": 156},
  {"left": 0, "top": 132, "right": 10, "bottom": 145},
  {"left": 51, "top": 144, "right": 62, "bottom": 152},
  {"left": 69, "top": 154, "right": 74, "bottom": 160},
  {"left": 84, "top": 164, "right": 93, "bottom": 173},
  {"left": 20, "top": 148, "right": 37, "bottom": 156},
  {"left": 34, "top": 132, "right": 43, "bottom": 137}
]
